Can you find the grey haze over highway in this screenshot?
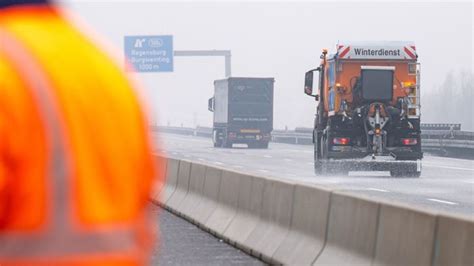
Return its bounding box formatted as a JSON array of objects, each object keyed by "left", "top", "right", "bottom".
[
  {"left": 64, "top": 1, "right": 473, "bottom": 130},
  {"left": 155, "top": 133, "right": 474, "bottom": 216}
]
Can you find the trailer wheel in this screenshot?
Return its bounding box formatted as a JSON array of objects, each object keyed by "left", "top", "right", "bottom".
[
  {"left": 223, "top": 139, "right": 233, "bottom": 148},
  {"left": 213, "top": 130, "right": 223, "bottom": 148},
  {"left": 258, "top": 142, "right": 269, "bottom": 149}
]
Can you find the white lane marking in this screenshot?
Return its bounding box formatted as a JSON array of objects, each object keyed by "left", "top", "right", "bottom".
[
  {"left": 462, "top": 180, "right": 474, "bottom": 184},
  {"left": 427, "top": 198, "right": 458, "bottom": 205},
  {"left": 183, "top": 154, "right": 191, "bottom": 158},
  {"left": 258, "top": 169, "right": 269, "bottom": 173},
  {"left": 197, "top": 158, "right": 205, "bottom": 161},
  {"left": 307, "top": 162, "right": 314, "bottom": 165},
  {"left": 264, "top": 155, "right": 273, "bottom": 158},
  {"left": 286, "top": 174, "right": 297, "bottom": 177},
  {"left": 233, "top": 165, "right": 243, "bottom": 169},
  {"left": 171, "top": 152, "right": 178, "bottom": 155},
  {"left": 367, "top": 187, "right": 389, "bottom": 193},
  {"left": 423, "top": 163, "right": 474, "bottom": 172},
  {"left": 284, "top": 158, "right": 293, "bottom": 162},
  {"left": 213, "top": 161, "right": 224, "bottom": 165}
]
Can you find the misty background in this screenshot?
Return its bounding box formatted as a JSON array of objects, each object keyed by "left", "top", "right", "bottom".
[{"left": 62, "top": 1, "right": 473, "bottom": 130}]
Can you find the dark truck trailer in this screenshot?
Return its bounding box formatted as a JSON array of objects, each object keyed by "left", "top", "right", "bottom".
[{"left": 208, "top": 77, "right": 274, "bottom": 148}]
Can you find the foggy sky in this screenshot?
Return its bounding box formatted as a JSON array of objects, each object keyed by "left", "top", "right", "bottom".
[{"left": 63, "top": 1, "right": 473, "bottom": 129}]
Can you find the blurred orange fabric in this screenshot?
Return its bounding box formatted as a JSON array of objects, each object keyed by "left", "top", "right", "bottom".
[{"left": 0, "top": 4, "right": 162, "bottom": 266}]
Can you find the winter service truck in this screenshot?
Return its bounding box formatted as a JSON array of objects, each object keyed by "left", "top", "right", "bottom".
[{"left": 304, "top": 41, "right": 422, "bottom": 176}]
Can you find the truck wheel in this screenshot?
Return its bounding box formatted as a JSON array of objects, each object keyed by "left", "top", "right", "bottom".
[
  {"left": 391, "top": 170, "right": 421, "bottom": 178},
  {"left": 248, "top": 142, "right": 264, "bottom": 149},
  {"left": 314, "top": 161, "right": 323, "bottom": 175},
  {"left": 319, "top": 134, "right": 348, "bottom": 176},
  {"left": 258, "top": 142, "right": 269, "bottom": 149},
  {"left": 314, "top": 137, "right": 323, "bottom": 175},
  {"left": 408, "top": 171, "right": 422, "bottom": 178},
  {"left": 321, "top": 134, "right": 329, "bottom": 160},
  {"left": 326, "top": 161, "right": 349, "bottom": 176},
  {"left": 390, "top": 164, "right": 421, "bottom": 178},
  {"left": 390, "top": 170, "right": 421, "bottom": 178},
  {"left": 223, "top": 139, "right": 233, "bottom": 148}
]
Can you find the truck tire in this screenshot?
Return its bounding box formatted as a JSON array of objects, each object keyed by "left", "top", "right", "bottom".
[
  {"left": 320, "top": 133, "right": 349, "bottom": 176},
  {"left": 314, "top": 161, "right": 323, "bottom": 175},
  {"left": 325, "top": 161, "right": 349, "bottom": 176},
  {"left": 248, "top": 142, "right": 266, "bottom": 149},
  {"left": 314, "top": 135, "right": 323, "bottom": 175},
  {"left": 222, "top": 137, "right": 233, "bottom": 148},
  {"left": 390, "top": 163, "right": 421, "bottom": 178},
  {"left": 390, "top": 170, "right": 421, "bottom": 178},
  {"left": 407, "top": 171, "right": 421, "bottom": 178},
  {"left": 258, "top": 142, "right": 269, "bottom": 149}
]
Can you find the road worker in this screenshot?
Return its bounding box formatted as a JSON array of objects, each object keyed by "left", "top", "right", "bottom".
[{"left": 0, "top": 0, "right": 162, "bottom": 265}]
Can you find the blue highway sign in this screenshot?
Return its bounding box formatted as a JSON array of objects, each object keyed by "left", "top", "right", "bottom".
[{"left": 124, "top": 35, "right": 173, "bottom": 72}]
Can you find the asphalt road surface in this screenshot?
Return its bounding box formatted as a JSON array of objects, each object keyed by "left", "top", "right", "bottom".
[
  {"left": 153, "top": 132, "right": 474, "bottom": 216},
  {"left": 150, "top": 204, "right": 263, "bottom": 265}
]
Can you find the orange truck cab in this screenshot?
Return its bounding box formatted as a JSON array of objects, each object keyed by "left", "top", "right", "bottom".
[{"left": 304, "top": 41, "right": 422, "bottom": 177}]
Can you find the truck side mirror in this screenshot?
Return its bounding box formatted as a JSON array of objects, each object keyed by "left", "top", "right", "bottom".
[
  {"left": 208, "top": 97, "right": 215, "bottom": 112},
  {"left": 304, "top": 68, "right": 320, "bottom": 99}
]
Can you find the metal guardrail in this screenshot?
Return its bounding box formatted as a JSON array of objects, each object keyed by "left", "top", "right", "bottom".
[
  {"left": 421, "top": 123, "right": 461, "bottom": 131},
  {"left": 152, "top": 126, "right": 474, "bottom": 158},
  {"left": 294, "top": 124, "right": 464, "bottom": 133},
  {"left": 272, "top": 129, "right": 474, "bottom": 158}
]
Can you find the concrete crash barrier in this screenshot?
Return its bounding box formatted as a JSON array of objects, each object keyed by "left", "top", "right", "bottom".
[
  {"left": 187, "top": 166, "right": 222, "bottom": 227},
  {"left": 151, "top": 156, "right": 474, "bottom": 266},
  {"left": 151, "top": 155, "right": 167, "bottom": 202},
  {"left": 222, "top": 173, "right": 265, "bottom": 247},
  {"left": 243, "top": 178, "right": 295, "bottom": 261},
  {"left": 372, "top": 202, "right": 437, "bottom": 266},
  {"left": 178, "top": 163, "right": 207, "bottom": 221},
  {"left": 272, "top": 184, "right": 331, "bottom": 265},
  {"left": 166, "top": 160, "right": 192, "bottom": 212},
  {"left": 315, "top": 192, "right": 379, "bottom": 266},
  {"left": 205, "top": 170, "right": 241, "bottom": 235},
  {"left": 433, "top": 214, "right": 474, "bottom": 266},
  {"left": 160, "top": 157, "right": 180, "bottom": 204}
]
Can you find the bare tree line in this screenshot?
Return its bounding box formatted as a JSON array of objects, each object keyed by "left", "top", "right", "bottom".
[{"left": 423, "top": 69, "right": 474, "bottom": 131}]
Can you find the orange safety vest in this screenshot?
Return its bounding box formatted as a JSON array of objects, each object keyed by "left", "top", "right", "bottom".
[{"left": 0, "top": 5, "right": 161, "bottom": 266}]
